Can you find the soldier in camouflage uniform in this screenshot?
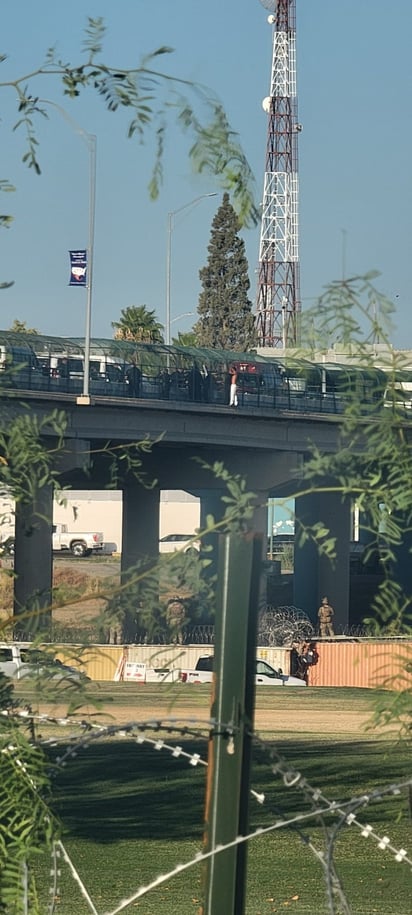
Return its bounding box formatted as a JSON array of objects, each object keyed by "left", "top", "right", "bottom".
[
  {"left": 166, "top": 597, "right": 186, "bottom": 645},
  {"left": 318, "top": 596, "right": 335, "bottom": 637}
]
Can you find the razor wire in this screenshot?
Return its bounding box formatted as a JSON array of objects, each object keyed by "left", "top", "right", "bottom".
[
  {"left": 1, "top": 706, "right": 411, "bottom": 915},
  {"left": 258, "top": 604, "right": 315, "bottom": 646},
  {"left": 130, "top": 605, "right": 315, "bottom": 647}
]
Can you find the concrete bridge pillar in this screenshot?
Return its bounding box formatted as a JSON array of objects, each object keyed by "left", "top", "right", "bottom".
[
  {"left": 388, "top": 518, "right": 412, "bottom": 607},
  {"left": 197, "top": 489, "right": 226, "bottom": 580},
  {"left": 121, "top": 479, "right": 160, "bottom": 571},
  {"left": 13, "top": 483, "right": 54, "bottom": 637},
  {"left": 251, "top": 495, "right": 271, "bottom": 613},
  {"left": 120, "top": 480, "right": 160, "bottom": 640},
  {"left": 197, "top": 487, "right": 269, "bottom": 641},
  {"left": 293, "top": 492, "right": 351, "bottom": 634}
]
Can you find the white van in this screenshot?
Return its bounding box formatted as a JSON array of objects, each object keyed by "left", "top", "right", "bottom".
[
  {"left": 38, "top": 353, "right": 124, "bottom": 382},
  {"left": 0, "top": 343, "right": 41, "bottom": 384},
  {"left": 384, "top": 380, "right": 412, "bottom": 411}
]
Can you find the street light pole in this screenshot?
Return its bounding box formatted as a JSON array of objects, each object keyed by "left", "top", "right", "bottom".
[
  {"left": 166, "top": 193, "right": 217, "bottom": 346},
  {"left": 39, "top": 100, "right": 96, "bottom": 403},
  {"left": 82, "top": 132, "right": 96, "bottom": 401}
]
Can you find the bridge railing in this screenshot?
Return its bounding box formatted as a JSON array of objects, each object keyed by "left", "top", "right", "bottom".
[{"left": 0, "top": 332, "right": 408, "bottom": 417}]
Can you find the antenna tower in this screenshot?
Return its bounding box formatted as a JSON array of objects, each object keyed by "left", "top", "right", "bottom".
[{"left": 255, "top": 0, "right": 301, "bottom": 348}]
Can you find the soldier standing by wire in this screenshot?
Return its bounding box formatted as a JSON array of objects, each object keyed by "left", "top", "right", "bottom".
[
  {"left": 318, "top": 596, "right": 335, "bottom": 637},
  {"left": 166, "top": 597, "right": 186, "bottom": 645}
]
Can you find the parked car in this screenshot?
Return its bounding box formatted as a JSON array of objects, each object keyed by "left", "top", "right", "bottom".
[
  {"left": 159, "top": 533, "right": 200, "bottom": 554},
  {"left": 0, "top": 535, "right": 15, "bottom": 557}
]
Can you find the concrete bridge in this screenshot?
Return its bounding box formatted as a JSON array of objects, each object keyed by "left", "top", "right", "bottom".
[{"left": 2, "top": 384, "right": 364, "bottom": 636}]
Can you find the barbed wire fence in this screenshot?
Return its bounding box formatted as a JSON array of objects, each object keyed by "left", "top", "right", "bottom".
[
  {"left": 106, "top": 606, "right": 371, "bottom": 648},
  {"left": 126, "top": 605, "right": 315, "bottom": 648},
  {"left": 2, "top": 706, "right": 411, "bottom": 915},
  {"left": 48, "top": 605, "right": 373, "bottom": 647}
]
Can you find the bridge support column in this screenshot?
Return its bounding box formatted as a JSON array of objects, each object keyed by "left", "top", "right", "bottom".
[
  {"left": 198, "top": 488, "right": 269, "bottom": 611},
  {"left": 120, "top": 480, "right": 160, "bottom": 640},
  {"left": 198, "top": 490, "right": 227, "bottom": 579},
  {"left": 294, "top": 492, "right": 351, "bottom": 634},
  {"left": 57, "top": 439, "right": 91, "bottom": 477},
  {"left": 389, "top": 517, "right": 412, "bottom": 607},
  {"left": 13, "top": 484, "right": 53, "bottom": 637},
  {"left": 251, "top": 495, "right": 271, "bottom": 613}
]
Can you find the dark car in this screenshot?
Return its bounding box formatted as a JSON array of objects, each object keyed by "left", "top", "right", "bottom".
[{"left": 0, "top": 536, "right": 15, "bottom": 556}]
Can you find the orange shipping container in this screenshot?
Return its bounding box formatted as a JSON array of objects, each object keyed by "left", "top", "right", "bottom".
[
  {"left": 308, "top": 640, "right": 412, "bottom": 690},
  {"left": 59, "top": 640, "right": 412, "bottom": 690}
]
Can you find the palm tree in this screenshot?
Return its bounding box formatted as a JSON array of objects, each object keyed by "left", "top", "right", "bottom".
[
  {"left": 112, "top": 306, "right": 164, "bottom": 343},
  {"left": 8, "top": 319, "right": 40, "bottom": 335},
  {"left": 172, "top": 330, "right": 198, "bottom": 347}
]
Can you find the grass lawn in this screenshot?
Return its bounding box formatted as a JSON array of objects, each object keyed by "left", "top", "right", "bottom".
[{"left": 14, "top": 684, "right": 411, "bottom": 914}]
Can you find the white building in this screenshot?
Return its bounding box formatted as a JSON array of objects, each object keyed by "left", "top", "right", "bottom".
[
  {"left": 53, "top": 489, "right": 200, "bottom": 553},
  {"left": 0, "top": 487, "right": 200, "bottom": 554}
]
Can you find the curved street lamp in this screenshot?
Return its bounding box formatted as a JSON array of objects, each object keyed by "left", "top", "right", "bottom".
[
  {"left": 165, "top": 193, "right": 217, "bottom": 345},
  {"left": 170, "top": 311, "right": 195, "bottom": 326}
]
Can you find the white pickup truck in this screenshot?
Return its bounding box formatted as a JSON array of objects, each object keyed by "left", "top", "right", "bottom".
[
  {"left": 0, "top": 642, "right": 89, "bottom": 681},
  {"left": 0, "top": 523, "right": 104, "bottom": 558},
  {"left": 51, "top": 523, "right": 104, "bottom": 557},
  {"left": 181, "top": 655, "right": 307, "bottom": 687}
]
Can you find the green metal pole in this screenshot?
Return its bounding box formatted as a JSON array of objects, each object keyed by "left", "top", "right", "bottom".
[
  {"left": 234, "top": 533, "right": 261, "bottom": 912},
  {"left": 202, "top": 532, "right": 261, "bottom": 915}
]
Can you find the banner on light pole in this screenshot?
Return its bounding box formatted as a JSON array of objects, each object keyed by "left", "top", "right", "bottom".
[{"left": 69, "top": 250, "right": 87, "bottom": 286}]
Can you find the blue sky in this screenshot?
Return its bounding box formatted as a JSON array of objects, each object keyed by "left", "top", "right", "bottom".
[{"left": 1, "top": 1, "right": 411, "bottom": 346}]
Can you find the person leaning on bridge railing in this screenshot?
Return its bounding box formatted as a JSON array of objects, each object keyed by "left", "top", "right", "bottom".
[{"left": 125, "top": 360, "right": 141, "bottom": 397}]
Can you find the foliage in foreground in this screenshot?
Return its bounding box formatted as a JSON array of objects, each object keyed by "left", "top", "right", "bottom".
[
  {"left": 0, "top": 675, "right": 55, "bottom": 912},
  {"left": 289, "top": 273, "right": 412, "bottom": 640},
  {"left": 0, "top": 15, "right": 259, "bottom": 287},
  {"left": 1, "top": 272, "right": 412, "bottom": 911}
]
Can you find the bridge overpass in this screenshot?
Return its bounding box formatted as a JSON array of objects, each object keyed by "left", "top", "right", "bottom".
[
  {"left": 3, "top": 330, "right": 410, "bottom": 634},
  {"left": 2, "top": 383, "right": 364, "bottom": 636}
]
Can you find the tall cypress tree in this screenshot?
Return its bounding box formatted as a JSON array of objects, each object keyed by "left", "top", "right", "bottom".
[{"left": 194, "top": 193, "right": 256, "bottom": 351}]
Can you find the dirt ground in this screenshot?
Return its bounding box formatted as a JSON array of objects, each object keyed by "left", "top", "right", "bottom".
[
  {"left": 38, "top": 696, "right": 377, "bottom": 740},
  {"left": 7, "top": 558, "right": 385, "bottom": 740},
  {"left": 100, "top": 705, "right": 373, "bottom": 736}
]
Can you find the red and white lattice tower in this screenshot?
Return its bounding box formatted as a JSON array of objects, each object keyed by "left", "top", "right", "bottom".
[{"left": 255, "top": 0, "right": 301, "bottom": 348}]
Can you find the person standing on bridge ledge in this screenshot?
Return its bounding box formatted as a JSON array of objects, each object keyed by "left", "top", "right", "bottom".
[
  {"left": 126, "top": 359, "right": 141, "bottom": 397},
  {"left": 318, "top": 596, "right": 335, "bottom": 637},
  {"left": 229, "top": 366, "right": 238, "bottom": 407}
]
